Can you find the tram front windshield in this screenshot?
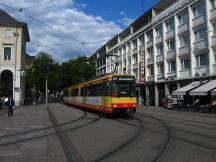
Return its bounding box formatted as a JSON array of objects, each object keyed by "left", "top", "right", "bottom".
[{"left": 111, "top": 76, "right": 136, "bottom": 97}]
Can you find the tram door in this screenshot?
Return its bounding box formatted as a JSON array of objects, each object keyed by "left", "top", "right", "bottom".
[{"left": 102, "top": 82, "right": 109, "bottom": 112}]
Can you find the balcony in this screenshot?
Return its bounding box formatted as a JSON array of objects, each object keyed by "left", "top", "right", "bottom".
[
  {"left": 194, "top": 66, "right": 209, "bottom": 76},
  {"left": 156, "top": 36, "right": 163, "bottom": 44},
  {"left": 212, "top": 35, "right": 216, "bottom": 48},
  {"left": 133, "top": 63, "right": 138, "bottom": 69},
  {"left": 166, "top": 50, "right": 176, "bottom": 60},
  {"left": 132, "top": 48, "right": 137, "bottom": 55},
  {"left": 179, "top": 70, "right": 191, "bottom": 79},
  {"left": 147, "top": 40, "right": 153, "bottom": 48},
  {"left": 156, "top": 74, "right": 165, "bottom": 80},
  {"left": 123, "top": 53, "right": 126, "bottom": 59},
  {"left": 147, "top": 76, "right": 154, "bottom": 82},
  {"left": 156, "top": 55, "right": 164, "bottom": 62},
  {"left": 178, "top": 23, "right": 189, "bottom": 34},
  {"left": 178, "top": 45, "right": 190, "bottom": 58},
  {"left": 213, "top": 64, "right": 216, "bottom": 75},
  {"left": 147, "top": 58, "right": 154, "bottom": 65},
  {"left": 139, "top": 44, "right": 144, "bottom": 50},
  {"left": 167, "top": 72, "right": 176, "bottom": 78},
  {"left": 127, "top": 50, "right": 131, "bottom": 56},
  {"left": 192, "top": 15, "right": 206, "bottom": 28},
  {"left": 210, "top": 8, "right": 216, "bottom": 20},
  {"left": 193, "top": 39, "right": 208, "bottom": 55},
  {"left": 166, "top": 30, "right": 174, "bottom": 40}
]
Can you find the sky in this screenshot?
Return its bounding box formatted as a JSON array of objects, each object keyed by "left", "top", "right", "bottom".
[{"left": 0, "top": 0, "right": 159, "bottom": 62}]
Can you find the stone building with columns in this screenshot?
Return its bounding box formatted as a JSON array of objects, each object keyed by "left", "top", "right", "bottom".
[
  {"left": 93, "top": 0, "right": 216, "bottom": 106},
  {"left": 0, "top": 9, "right": 30, "bottom": 106}
]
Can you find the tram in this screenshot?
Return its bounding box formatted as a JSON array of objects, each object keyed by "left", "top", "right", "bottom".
[{"left": 63, "top": 74, "right": 137, "bottom": 116}]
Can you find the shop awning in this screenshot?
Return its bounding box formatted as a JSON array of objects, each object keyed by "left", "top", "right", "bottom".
[
  {"left": 172, "top": 81, "right": 206, "bottom": 96},
  {"left": 211, "top": 89, "right": 216, "bottom": 96},
  {"left": 189, "top": 80, "right": 216, "bottom": 96}
]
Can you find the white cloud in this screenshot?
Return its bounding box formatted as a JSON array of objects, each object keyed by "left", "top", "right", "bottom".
[
  {"left": 0, "top": 0, "right": 122, "bottom": 62},
  {"left": 121, "top": 17, "right": 134, "bottom": 27}
]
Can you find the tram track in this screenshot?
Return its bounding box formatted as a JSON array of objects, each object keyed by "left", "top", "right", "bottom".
[
  {"left": 89, "top": 117, "right": 143, "bottom": 162},
  {"left": 138, "top": 113, "right": 216, "bottom": 151},
  {"left": 140, "top": 115, "right": 173, "bottom": 162},
  {"left": 140, "top": 112, "right": 216, "bottom": 129}
]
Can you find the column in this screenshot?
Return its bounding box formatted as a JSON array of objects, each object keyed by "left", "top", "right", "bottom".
[
  {"left": 165, "top": 82, "right": 170, "bottom": 96},
  {"left": 145, "top": 85, "right": 150, "bottom": 106},
  {"left": 155, "top": 84, "right": 159, "bottom": 106}
]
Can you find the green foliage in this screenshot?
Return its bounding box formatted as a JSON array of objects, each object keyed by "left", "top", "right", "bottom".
[{"left": 25, "top": 52, "right": 96, "bottom": 95}]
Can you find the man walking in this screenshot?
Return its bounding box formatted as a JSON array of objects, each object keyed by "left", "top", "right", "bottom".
[{"left": 7, "top": 96, "right": 14, "bottom": 117}]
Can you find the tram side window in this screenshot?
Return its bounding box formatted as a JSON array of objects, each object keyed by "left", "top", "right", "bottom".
[
  {"left": 81, "top": 87, "right": 85, "bottom": 96},
  {"left": 97, "top": 82, "right": 109, "bottom": 96},
  {"left": 63, "top": 90, "right": 69, "bottom": 97},
  {"left": 71, "top": 88, "right": 79, "bottom": 96},
  {"left": 111, "top": 82, "right": 118, "bottom": 97},
  {"left": 85, "top": 85, "right": 97, "bottom": 96},
  {"left": 97, "top": 84, "right": 103, "bottom": 96}
]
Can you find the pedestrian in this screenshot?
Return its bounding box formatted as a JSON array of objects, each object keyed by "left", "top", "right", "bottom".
[{"left": 7, "top": 96, "right": 14, "bottom": 117}]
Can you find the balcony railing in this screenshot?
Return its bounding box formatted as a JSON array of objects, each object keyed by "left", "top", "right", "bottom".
[
  {"left": 166, "top": 30, "right": 175, "bottom": 40},
  {"left": 147, "top": 76, "right": 154, "bottom": 82},
  {"left": 147, "top": 58, "right": 154, "bottom": 65},
  {"left": 132, "top": 48, "right": 138, "bottom": 55},
  {"left": 166, "top": 50, "right": 176, "bottom": 60},
  {"left": 156, "top": 36, "right": 163, "bottom": 44},
  {"left": 146, "top": 40, "right": 153, "bottom": 48},
  {"left": 178, "top": 45, "right": 190, "bottom": 58},
  {"left": 156, "top": 54, "right": 164, "bottom": 62},
  {"left": 210, "top": 8, "right": 216, "bottom": 20},
  {"left": 192, "top": 15, "right": 206, "bottom": 28},
  {"left": 193, "top": 39, "right": 208, "bottom": 54},
  {"left": 212, "top": 35, "right": 216, "bottom": 48},
  {"left": 178, "top": 23, "right": 189, "bottom": 34}
]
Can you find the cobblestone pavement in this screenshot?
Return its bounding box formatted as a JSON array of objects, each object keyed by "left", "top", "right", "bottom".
[{"left": 0, "top": 104, "right": 215, "bottom": 162}]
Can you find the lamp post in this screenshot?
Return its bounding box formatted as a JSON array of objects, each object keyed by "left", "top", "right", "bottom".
[{"left": 45, "top": 78, "right": 48, "bottom": 108}]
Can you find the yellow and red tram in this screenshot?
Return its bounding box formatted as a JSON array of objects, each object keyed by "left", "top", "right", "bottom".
[{"left": 63, "top": 74, "right": 137, "bottom": 115}]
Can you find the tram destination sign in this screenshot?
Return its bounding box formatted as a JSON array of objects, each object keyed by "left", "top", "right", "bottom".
[{"left": 113, "top": 76, "right": 135, "bottom": 81}]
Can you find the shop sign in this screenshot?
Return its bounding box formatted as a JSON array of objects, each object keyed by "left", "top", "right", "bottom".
[{"left": 139, "top": 50, "right": 145, "bottom": 84}]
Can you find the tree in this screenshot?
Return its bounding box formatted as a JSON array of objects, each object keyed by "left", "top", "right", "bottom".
[{"left": 25, "top": 53, "right": 96, "bottom": 98}]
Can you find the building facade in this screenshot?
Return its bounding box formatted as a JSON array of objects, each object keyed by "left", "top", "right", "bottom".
[
  {"left": 0, "top": 9, "right": 30, "bottom": 106},
  {"left": 94, "top": 0, "right": 216, "bottom": 106}
]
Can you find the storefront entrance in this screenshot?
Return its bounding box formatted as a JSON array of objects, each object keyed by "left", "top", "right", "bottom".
[{"left": 0, "top": 70, "right": 13, "bottom": 97}]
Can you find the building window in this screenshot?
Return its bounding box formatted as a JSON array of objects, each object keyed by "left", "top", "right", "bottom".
[
  {"left": 166, "top": 19, "right": 174, "bottom": 32},
  {"left": 128, "top": 58, "right": 131, "bottom": 65},
  {"left": 212, "top": 21, "right": 216, "bottom": 35},
  {"left": 146, "top": 31, "right": 153, "bottom": 42},
  {"left": 147, "top": 47, "right": 153, "bottom": 58},
  {"left": 139, "top": 35, "right": 144, "bottom": 45},
  {"left": 210, "top": 0, "right": 216, "bottom": 9},
  {"left": 180, "top": 59, "right": 190, "bottom": 70},
  {"left": 168, "top": 60, "right": 176, "bottom": 72},
  {"left": 157, "top": 44, "right": 163, "bottom": 56},
  {"left": 156, "top": 25, "right": 163, "bottom": 37},
  {"left": 5, "top": 29, "right": 12, "bottom": 37},
  {"left": 4, "top": 47, "right": 11, "bottom": 60},
  {"left": 167, "top": 39, "right": 175, "bottom": 51},
  {"left": 148, "top": 66, "right": 154, "bottom": 76},
  {"left": 193, "top": 3, "right": 205, "bottom": 18},
  {"left": 178, "top": 13, "right": 188, "bottom": 25},
  {"left": 196, "top": 54, "right": 208, "bottom": 67},
  {"left": 133, "top": 54, "right": 138, "bottom": 63},
  {"left": 214, "top": 55, "right": 216, "bottom": 64},
  {"left": 179, "top": 34, "right": 190, "bottom": 46},
  {"left": 132, "top": 40, "right": 137, "bottom": 49},
  {"left": 158, "top": 64, "right": 164, "bottom": 75},
  {"left": 194, "top": 27, "right": 207, "bottom": 41}
]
